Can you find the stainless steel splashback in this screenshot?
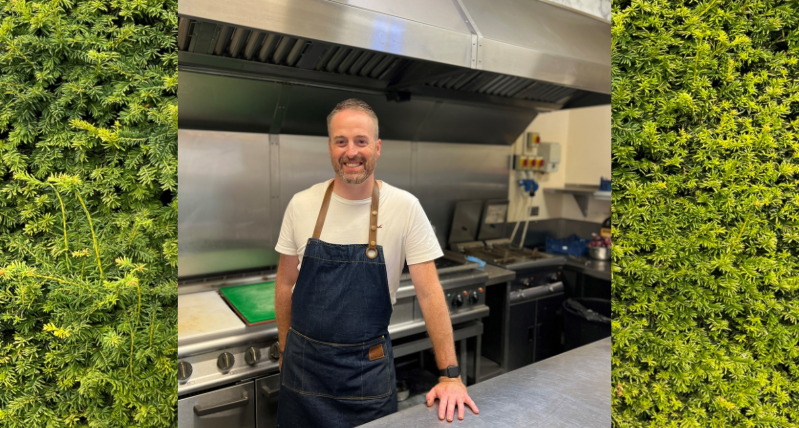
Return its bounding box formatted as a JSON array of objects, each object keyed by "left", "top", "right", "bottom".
[
  {"left": 178, "top": 130, "right": 509, "bottom": 278},
  {"left": 178, "top": 130, "right": 278, "bottom": 278}
]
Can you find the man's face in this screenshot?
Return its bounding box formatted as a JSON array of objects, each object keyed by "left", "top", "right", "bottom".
[{"left": 328, "top": 109, "right": 381, "bottom": 185}]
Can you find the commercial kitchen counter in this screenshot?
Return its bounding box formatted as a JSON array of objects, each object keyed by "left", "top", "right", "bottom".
[
  {"left": 481, "top": 263, "right": 516, "bottom": 286},
  {"left": 361, "top": 337, "right": 611, "bottom": 428},
  {"left": 565, "top": 256, "right": 611, "bottom": 281}
]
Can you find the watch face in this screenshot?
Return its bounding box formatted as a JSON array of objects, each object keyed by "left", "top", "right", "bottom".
[{"left": 448, "top": 366, "right": 460, "bottom": 377}]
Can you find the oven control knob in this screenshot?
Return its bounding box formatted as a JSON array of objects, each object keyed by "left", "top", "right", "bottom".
[
  {"left": 217, "top": 352, "right": 235, "bottom": 372},
  {"left": 245, "top": 347, "right": 261, "bottom": 365},
  {"left": 451, "top": 294, "right": 463, "bottom": 308},
  {"left": 178, "top": 361, "right": 192, "bottom": 381},
  {"left": 468, "top": 291, "right": 479, "bottom": 304},
  {"left": 270, "top": 342, "right": 281, "bottom": 360}
]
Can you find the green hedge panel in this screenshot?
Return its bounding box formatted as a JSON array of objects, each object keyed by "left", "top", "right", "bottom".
[
  {"left": 612, "top": 0, "right": 799, "bottom": 427},
  {"left": 0, "top": 1, "right": 177, "bottom": 427}
]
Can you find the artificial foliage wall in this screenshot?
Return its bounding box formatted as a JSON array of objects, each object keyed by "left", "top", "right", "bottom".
[
  {"left": 0, "top": 1, "right": 178, "bottom": 427},
  {"left": 612, "top": 0, "right": 799, "bottom": 427}
]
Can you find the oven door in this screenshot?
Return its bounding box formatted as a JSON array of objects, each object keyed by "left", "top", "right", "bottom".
[
  {"left": 178, "top": 382, "right": 255, "bottom": 428},
  {"left": 255, "top": 373, "right": 281, "bottom": 428}
]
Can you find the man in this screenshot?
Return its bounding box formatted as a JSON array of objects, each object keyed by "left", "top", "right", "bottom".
[{"left": 274, "top": 99, "right": 479, "bottom": 427}]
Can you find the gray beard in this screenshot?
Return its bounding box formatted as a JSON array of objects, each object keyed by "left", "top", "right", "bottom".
[
  {"left": 338, "top": 168, "right": 369, "bottom": 184},
  {"left": 333, "top": 156, "right": 374, "bottom": 184}
]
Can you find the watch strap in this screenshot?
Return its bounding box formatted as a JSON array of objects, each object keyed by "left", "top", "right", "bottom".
[{"left": 439, "top": 366, "right": 460, "bottom": 378}]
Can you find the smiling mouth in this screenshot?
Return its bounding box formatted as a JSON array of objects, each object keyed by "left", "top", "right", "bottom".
[{"left": 341, "top": 159, "right": 364, "bottom": 169}]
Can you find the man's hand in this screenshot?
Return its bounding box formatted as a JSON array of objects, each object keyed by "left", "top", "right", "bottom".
[{"left": 426, "top": 377, "right": 479, "bottom": 422}]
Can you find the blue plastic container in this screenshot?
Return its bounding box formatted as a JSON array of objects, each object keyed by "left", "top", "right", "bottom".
[
  {"left": 599, "top": 177, "right": 611, "bottom": 192},
  {"left": 546, "top": 234, "right": 590, "bottom": 257}
]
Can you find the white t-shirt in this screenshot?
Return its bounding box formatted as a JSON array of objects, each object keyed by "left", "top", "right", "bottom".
[{"left": 275, "top": 180, "right": 443, "bottom": 304}]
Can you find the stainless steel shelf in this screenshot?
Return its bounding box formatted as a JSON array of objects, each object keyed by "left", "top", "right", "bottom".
[{"left": 544, "top": 184, "right": 611, "bottom": 216}]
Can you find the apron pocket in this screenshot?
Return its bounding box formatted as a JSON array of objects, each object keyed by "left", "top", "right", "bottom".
[{"left": 282, "top": 329, "right": 392, "bottom": 400}]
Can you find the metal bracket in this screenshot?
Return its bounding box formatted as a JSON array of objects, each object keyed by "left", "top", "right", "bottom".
[
  {"left": 573, "top": 194, "right": 590, "bottom": 217},
  {"left": 452, "top": 0, "right": 482, "bottom": 70}
]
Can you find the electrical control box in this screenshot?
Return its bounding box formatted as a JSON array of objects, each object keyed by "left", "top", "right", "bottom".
[
  {"left": 537, "top": 142, "right": 561, "bottom": 173},
  {"left": 523, "top": 132, "right": 540, "bottom": 155}
]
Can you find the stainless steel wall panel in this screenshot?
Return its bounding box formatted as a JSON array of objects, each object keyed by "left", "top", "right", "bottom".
[
  {"left": 178, "top": 130, "right": 277, "bottom": 278},
  {"left": 377, "top": 140, "right": 413, "bottom": 192},
  {"left": 275, "top": 135, "right": 334, "bottom": 221},
  {"left": 179, "top": 0, "right": 474, "bottom": 69},
  {"left": 412, "top": 142, "right": 510, "bottom": 246},
  {"left": 178, "top": 130, "right": 504, "bottom": 277}
]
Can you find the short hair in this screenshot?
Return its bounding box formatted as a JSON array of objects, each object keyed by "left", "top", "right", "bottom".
[{"left": 326, "top": 98, "right": 379, "bottom": 139}]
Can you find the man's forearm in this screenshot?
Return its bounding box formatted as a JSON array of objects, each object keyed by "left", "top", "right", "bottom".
[
  {"left": 417, "top": 285, "right": 459, "bottom": 371},
  {"left": 275, "top": 281, "right": 293, "bottom": 350}
]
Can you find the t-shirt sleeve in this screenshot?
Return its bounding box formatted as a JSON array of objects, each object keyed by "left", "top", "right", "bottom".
[
  {"left": 275, "top": 196, "right": 298, "bottom": 256},
  {"left": 404, "top": 199, "right": 444, "bottom": 265}
]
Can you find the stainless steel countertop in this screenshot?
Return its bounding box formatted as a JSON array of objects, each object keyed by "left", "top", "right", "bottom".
[
  {"left": 481, "top": 264, "right": 515, "bottom": 286},
  {"left": 565, "top": 257, "right": 611, "bottom": 281},
  {"left": 361, "top": 337, "right": 611, "bottom": 428}
]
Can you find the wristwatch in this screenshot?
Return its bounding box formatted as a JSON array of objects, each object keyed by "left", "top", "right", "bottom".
[{"left": 439, "top": 365, "right": 460, "bottom": 378}]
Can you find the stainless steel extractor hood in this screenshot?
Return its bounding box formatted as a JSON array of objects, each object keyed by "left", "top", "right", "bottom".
[{"left": 177, "top": 0, "right": 610, "bottom": 145}]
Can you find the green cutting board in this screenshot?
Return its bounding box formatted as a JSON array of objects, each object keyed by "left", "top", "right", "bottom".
[{"left": 219, "top": 281, "right": 276, "bottom": 326}]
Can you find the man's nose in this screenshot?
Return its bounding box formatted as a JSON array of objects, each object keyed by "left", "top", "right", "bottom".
[{"left": 346, "top": 142, "right": 360, "bottom": 158}]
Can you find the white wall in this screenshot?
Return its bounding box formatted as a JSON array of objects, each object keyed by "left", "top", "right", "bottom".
[{"left": 507, "top": 104, "right": 611, "bottom": 225}]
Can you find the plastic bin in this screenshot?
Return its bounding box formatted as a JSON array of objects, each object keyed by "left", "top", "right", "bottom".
[
  {"left": 563, "top": 298, "right": 611, "bottom": 350},
  {"left": 599, "top": 177, "right": 611, "bottom": 192},
  {"left": 545, "top": 234, "right": 590, "bottom": 257}
]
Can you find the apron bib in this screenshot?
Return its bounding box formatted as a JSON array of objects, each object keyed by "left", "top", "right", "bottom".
[{"left": 277, "top": 180, "right": 397, "bottom": 427}]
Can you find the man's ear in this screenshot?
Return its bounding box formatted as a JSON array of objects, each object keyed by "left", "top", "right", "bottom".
[{"left": 376, "top": 139, "right": 382, "bottom": 159}]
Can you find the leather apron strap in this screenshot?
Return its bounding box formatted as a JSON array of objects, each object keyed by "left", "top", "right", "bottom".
[{"left": 312, "top": 180, "right": 380, "bottom": 259}]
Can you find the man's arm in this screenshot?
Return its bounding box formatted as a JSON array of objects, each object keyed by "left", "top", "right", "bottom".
[
  {"left": 275, "top": 253, "right": 300, "bottom": 370},
  {"left": 409, "top": 260, "right": 479, "bottom": 422}
]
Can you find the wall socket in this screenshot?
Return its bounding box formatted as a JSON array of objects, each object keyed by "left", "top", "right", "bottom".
[{"left": 529, "top": 206, "right": 539, "bottom": 217}]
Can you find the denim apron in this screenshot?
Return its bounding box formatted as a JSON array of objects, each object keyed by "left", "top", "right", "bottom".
[{"left": 277, "top": 180, "right": 397, "bottom": 427}]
